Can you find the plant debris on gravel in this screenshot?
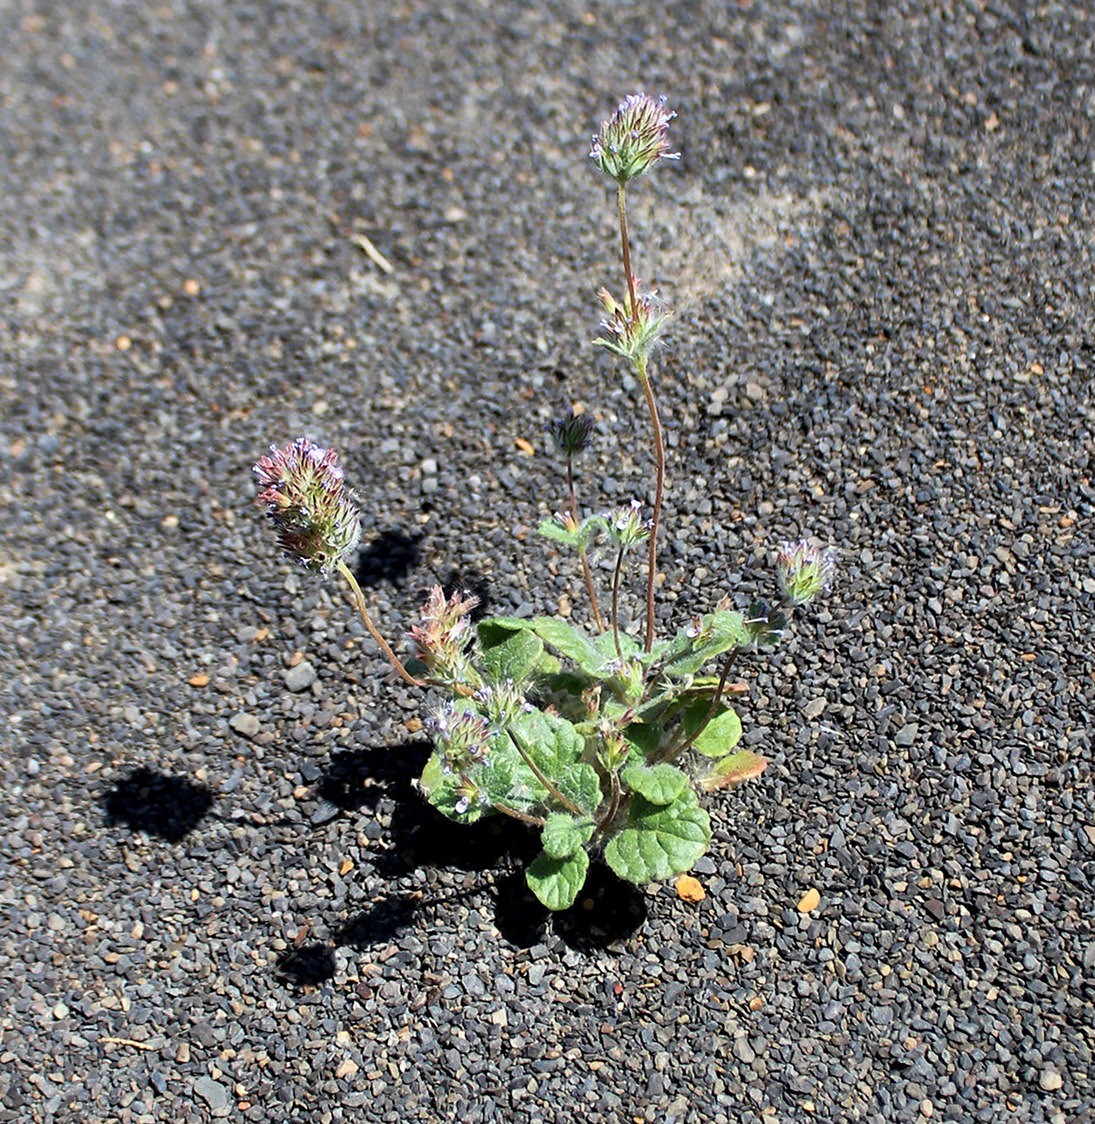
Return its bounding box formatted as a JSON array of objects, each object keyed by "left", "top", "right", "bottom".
[{"left": 1, "top": 2, "right": 1092, "bottom": 1122}]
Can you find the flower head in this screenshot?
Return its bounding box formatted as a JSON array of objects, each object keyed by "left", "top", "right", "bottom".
[
  {"left": 407, "top": 586, "right": 479, "bottom": 682},
  {"left": 548, "top": 413, "right": 595, "bottom": 457},
  {"left": 594, "top": 283, "right": 670, "bottom": 363},
  {"left": 776, "top": 541, "right": 838, "bottom": 607},
  {"left": 590, "top": 93, "right": 680, "bottom": 184},
  {"left": 428, "top": 702, "right": 493, "bottom": 776},
  {"left": 253, "top": 438, "right": 361, "bottom": 574},
  {"left": 607, "top": 499, "right": 651, "bottom": 550}
]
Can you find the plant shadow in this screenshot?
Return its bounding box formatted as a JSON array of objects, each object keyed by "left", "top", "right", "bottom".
[
  {"left": 102, "top": 766, "right": 214, "bottom": 843},
  {"left": 311, "top": 737, "right": 647, "bottom": 954},
  {"left": 354, "top": 529, "right": 420, "bottom": 590}
]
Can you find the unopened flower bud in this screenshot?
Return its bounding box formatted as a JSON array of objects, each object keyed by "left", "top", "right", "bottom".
[
  {"left": 548, "top": 413, "right": 595, "bottom": 456},
  {"left": 253, "top": 438, "right": 361, "bottom": 574},
  {"left": 590, "top": 93, "right": 680, "bottom": 184}
]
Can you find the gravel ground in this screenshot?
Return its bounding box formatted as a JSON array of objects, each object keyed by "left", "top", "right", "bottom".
[{"left": 2, "top": 1, "right": 1093, "bottom": 1121}]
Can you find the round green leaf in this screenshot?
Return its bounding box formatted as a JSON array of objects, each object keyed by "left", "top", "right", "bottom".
[{"left": 526, "top": 849, "right": 590, "bottom": 911}]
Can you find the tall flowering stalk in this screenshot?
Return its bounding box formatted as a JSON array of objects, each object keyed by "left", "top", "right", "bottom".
[{"left": 591, "top": 93, "right": 679, "bottom": 652}]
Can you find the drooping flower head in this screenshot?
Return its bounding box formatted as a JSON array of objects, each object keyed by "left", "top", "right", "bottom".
[
  {"left": 253, "top": 438, "right": 361, "bottom": 574},
  {"left": 590, "top": 93, "right": 680, "bottom": 184},
  {"left": 548, "top": 413, "right": 595, "bottom": 457},
  {"left": 776, "top": 540, "right": 838, "bottom": 607}
]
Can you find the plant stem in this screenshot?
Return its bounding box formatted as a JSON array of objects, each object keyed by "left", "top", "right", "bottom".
[
  {"left": 337, "top": 560, "right": 424, "bottom": 687},
  {"left": 671, "top": 650, "right": 737, "bottom": 760},
  {"left": 506, "top": 730, "right": 584, "bottom": 817},
  {"left": 617, "top": 182, "right": 639, "bottom": 329},
  {"left": 635, "top": 354, "right": 664, "bottom": 653},
  {"left": 610, "top": 547, "right": 625, "bottom": 660},
  {"left": 616, "top": 182, "right": 665, "bottom": 654},
  {"left": 597, "top": 768, "right": 622, "bottom": 832},
  {"left": 493, "top": 801, "right": 546, "bottom": 828},
  {"left": 568, "top": 456, "right": 605, "bottom": 633}
]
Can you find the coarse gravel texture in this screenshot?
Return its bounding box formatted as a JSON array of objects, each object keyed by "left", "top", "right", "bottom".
[{"left": 2, "top": 1, "right": 1093, "bottom": 1122}]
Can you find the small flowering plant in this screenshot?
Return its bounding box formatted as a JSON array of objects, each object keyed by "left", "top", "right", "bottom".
[{"left": 253, "top": 94, "right": 836, "bottom": 911}]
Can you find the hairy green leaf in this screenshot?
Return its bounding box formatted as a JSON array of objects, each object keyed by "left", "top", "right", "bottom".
[
  {"left": 620, "top": 762, "right": 689, "bottom": 805},
  {"left": 530, "top": 617, "right": 607, "bottom": 675},
  {"left": 682, "top": 702, "right": 743, "bottom": 758},
  {"left": 477, "top": 620, "right": 544, "bottom": 685},
  {"left": 556, "top": 761, "right": 603, "bottom": 816},
  {"left": 604, "top": 790, "right": 711, "bottom": 884},
  {"left": 541, "top": 813, "right": 596, "bottom": 860},
  {"left": 526, "top": 849, "right": 590, "bottom": 911}
]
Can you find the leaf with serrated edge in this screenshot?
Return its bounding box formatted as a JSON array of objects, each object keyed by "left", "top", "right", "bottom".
[
  {"left": 541, "top": 813, "right": 595, "bottom": 859},
  {"left": 620, "top": 762, "right": 689, "bottom": 805},
  {"left": 526, "top": 849, "right": 590, "bottom": 910},
  {"left": 556, "top": 762, "right": 602, "bottom": 816},
  {"left": 604, "top": 791, "right": 711, "bottom": 884}
]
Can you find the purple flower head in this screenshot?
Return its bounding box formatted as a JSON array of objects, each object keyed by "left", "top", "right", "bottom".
[
  {"left": 253, "top": 438, "right": 361, "bottom": 574},
  {"left": 429, "top": 702, "right": 493, "bottom": 777},
  {"left": 590, "top": 93, "right": 680, "bottom": 184},
  {"left": 776, "top": 540, "right": 838, "bottom": 607},
  {"left": 548, "top": 413, "right": 596, "bottom": 457}
]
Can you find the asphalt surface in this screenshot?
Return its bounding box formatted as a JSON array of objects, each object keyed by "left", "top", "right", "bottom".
[{"left": 1, "top": 1, "right": 1093, "bottom": 1121}]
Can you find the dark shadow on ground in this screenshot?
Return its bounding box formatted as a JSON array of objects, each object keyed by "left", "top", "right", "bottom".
[
  {"left": 309, "top": 739, "right": 648, "bottom": 955},
  {"left": 102, "top": 766, "right": 214, "bottom": 843},
  {"left": 276, "top": 943, "right": 337, "bottom": 988},
  {"left": 354, "top": 529, "right": 420, "bottom": 590},
  {"left": 438, "top": 568, "right": 493, "bottom": 620}
]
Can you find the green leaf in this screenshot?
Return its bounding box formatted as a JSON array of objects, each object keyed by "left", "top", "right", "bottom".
[
  {"left": 700, "top": 750, "right": 767, "bottom": 790},
  {"left": 623, "top": 722, "right": 663, "bottom": 758},
  {"left": 526, "top": 849, "right": 590, "bottom": 911},
  {"left": 509, "top": 708, "right": 584, "bottom": 774},
  {"left": 556, "top": 762, "right": 603, "bottom": 816},
  {"left": 530, "top": 617, "right": 608, "bottom": 675},
  {"left": 620, "top": 762, "right": 689, "bottom": 805},
  {"left": 477, "top": 620, "right": 543, "bottom": 685},
  {"left": 604, "top": 790, "right": 711, "bottom": 884},
  {"left": 663, "top": 610, "right": 749, "bottom": 678},
  {"left": 541, "top": 813, "right": 596, "bottom": 860},
  {"left": 537, "top": 515, "right": 604, "bottom": 551},
  {"left": 681, "top": 702, "right": 743, "bottom": 758}
]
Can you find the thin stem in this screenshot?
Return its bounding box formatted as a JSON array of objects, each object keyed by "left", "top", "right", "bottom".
[
  {"left": 337, "top": 561, "right": 424, "bottom": 687},
  {"left": 671, "top": 650, "right": 737, "bottom": 760},
  {"left": 506, "top": 730, "right": 584, "bottom": 817},
  {"left": 617, "top": 182, "right": 640, "bottom": 328},
  {"left": 492, "top": 801, "right": 546, "bottom": 828},
  {"left": 610, "top": 547, "right": 625, "bottom": 660},
  {"left": 568, "top": 455, "right": 605, "bottom": 632},
  {"left": 635, "top": 355, "right": 664, "bottom": 653},
  {"left": 597, "top": 769, "right": 622, "bottom": 832}
]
